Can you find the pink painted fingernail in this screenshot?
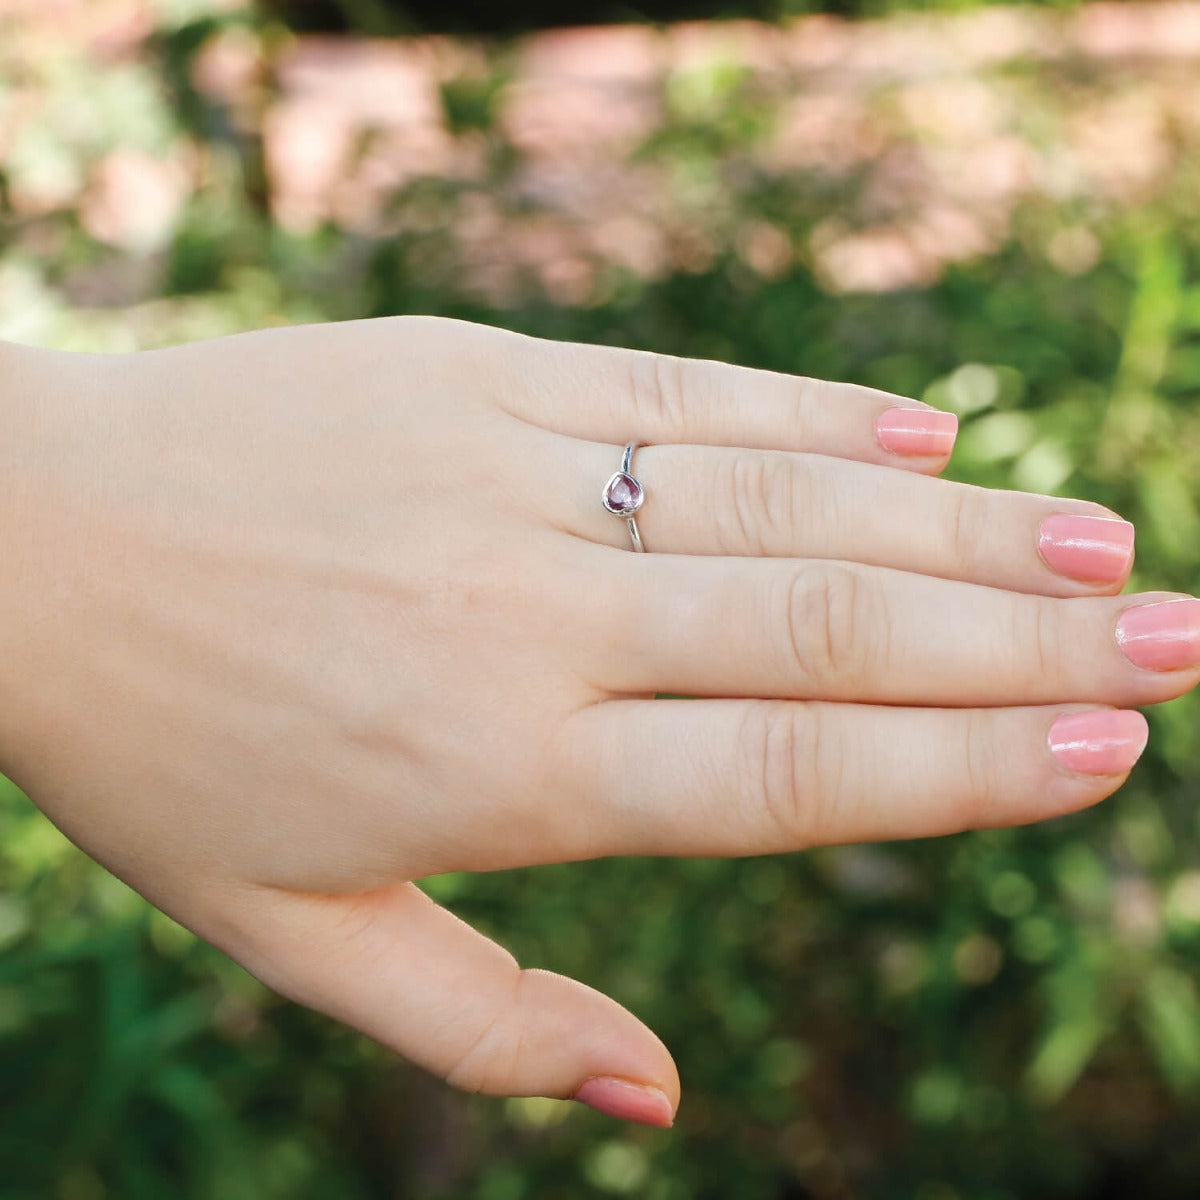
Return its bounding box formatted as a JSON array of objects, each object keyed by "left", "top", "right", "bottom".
[
  {"left": 1048, "top": 710, "right": 1148, "bottom": 776},
  {"left": 1038, "top": 515, "right": 1135, "bottom": 583},
  {"left": 1116, "top": 598, "right": 1200, "bottom": 671},
  {"left": 875, "top": 408, "right": 958, "bottom": 457},
  {"left": 573, "top": 1077, "right": 675, "bottom": 1128}
]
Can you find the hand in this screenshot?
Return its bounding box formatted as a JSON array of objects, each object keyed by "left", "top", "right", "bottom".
[{"left": 2, "top": 318, "right": 1195, "bottom": 1126}]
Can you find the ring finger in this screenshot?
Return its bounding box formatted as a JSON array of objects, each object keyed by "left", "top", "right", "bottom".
[{"left": 550, "top": 439, "right": 1134, "bottom": 597}]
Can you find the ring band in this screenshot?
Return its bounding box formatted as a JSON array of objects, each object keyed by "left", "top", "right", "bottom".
[{"left": 602, "top": 442, "right": 646, "bottom": 553}]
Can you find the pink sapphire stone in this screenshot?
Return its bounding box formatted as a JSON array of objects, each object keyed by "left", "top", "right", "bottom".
[{"left": 603, "top": 471, "right": 644, "bottom": 516}]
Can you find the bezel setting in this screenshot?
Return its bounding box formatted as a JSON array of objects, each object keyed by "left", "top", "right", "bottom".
[{"left": 602, "top": 470, "right": 645, "bottom": 517}]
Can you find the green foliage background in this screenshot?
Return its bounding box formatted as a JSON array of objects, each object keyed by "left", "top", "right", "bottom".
[
  {"left": 265, "top": 0, "right": 1097, "bottom": 36},
  {"left": 2, "top": 2, "right": 1200, "bottom": 1198}
]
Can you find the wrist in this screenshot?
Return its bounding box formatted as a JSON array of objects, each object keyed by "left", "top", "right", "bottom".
[{"left": 0, "top": 341, "right": 125, "bottom": 783}]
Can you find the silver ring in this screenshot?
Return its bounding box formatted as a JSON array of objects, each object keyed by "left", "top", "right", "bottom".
[{"left": 602, "top": 442, "right": 646, "bottom": 553}]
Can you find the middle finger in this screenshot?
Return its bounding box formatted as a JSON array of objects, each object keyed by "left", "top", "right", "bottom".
[{"left": 580, "top": 552, "right": 1200, "bottom": 708}]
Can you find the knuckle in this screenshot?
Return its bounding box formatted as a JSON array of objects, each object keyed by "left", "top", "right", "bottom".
[
  {"left": 1014, "top": 597, "right": 1056, "bottom": 694},
  {"left": 782, "top": 564, "right": 877, "bottom": 692},
  {"left": 443, "top": 964, "right": 524, "bottom": 1095},
  {"left": 738, "top": 701, "right": 821, "bottom": 844},
  {"left": 722, "top": 453, "right": 790, "bottom": 555},
  {"left": 948, "top": 487, "right": 988, "bottom": 576},
  {"left": 626, "top": 352, "right": 689, "bottom": 433},
  {"left": 1032, "top": 602, "right": 1057, "bottom": 686},
  {"left": 960, "top": 710, "right": 1002, "bottom": 828},
  {"left": 738, "top": 701, "right": 846, "bottom": 847}
]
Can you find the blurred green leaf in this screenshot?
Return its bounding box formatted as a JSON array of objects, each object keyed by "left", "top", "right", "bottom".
[
  {"left": 1138, "top": 967, "right": 1200, "bottom": 1093},
  {"left": 1026, "top": 1013, "right": 1112, "bottom": 1105}
]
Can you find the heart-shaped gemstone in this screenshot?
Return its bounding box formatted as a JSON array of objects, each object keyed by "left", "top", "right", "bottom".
[{"left": 603, "top": 471, "right": 644, "bottom": 516}]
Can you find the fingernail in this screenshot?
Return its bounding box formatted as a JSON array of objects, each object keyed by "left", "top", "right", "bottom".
[
  {"left": 875, "top": 408, "right": 958, "bottom": 457},
  {"left": 1048, "top": 710, "right": 1148, "bottom": 776},
  {"left": 1116, "top": 598, "right": 1200, "bottom": 671},
  {"left": 1038, "top": 515, "right": 1135, "bottom": 583},
  {"left": 573, "top": 1077, "right": 675, "bottom": 1128}
]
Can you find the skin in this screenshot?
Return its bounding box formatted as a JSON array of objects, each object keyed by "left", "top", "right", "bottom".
[{"left": 0, "top": 316, "right": 1195, "bottom": 1124}]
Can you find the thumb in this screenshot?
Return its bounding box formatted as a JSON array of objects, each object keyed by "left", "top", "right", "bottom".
[{"left": 207, "top": 880, "right": 680, "bottom": 1127}]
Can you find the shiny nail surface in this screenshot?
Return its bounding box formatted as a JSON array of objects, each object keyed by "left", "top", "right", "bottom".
[
  {"left": 1038, "top": 515, "right": 1135, "bottom": 583},
  {"left": 1048, "top": 710, "right": 1148, "bottom": 776},
  {"left": 875, "top": 408, "right": 958, "bottom": 457},
  {"left": 1116, "top": 598, "right": 1200, "bottom": 671},
  {"left": 573, "top": 1077, "right": 675, "bottom": 1127}
]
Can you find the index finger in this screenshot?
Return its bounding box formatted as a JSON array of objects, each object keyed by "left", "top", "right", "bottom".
[{"left": 549, "top": 700, "right": 1147, "bottom": 860}]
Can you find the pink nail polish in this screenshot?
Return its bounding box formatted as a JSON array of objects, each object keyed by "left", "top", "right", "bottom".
[
  {"left": 875, "top": 408, "right": 958, "bottom": 457},
  {"left": 1038, "top": 515, "right": 1135, "bottom": 583},
  {"left": 1048, "top": 710, "right": 1148, "bottom": 776},
  {"left": 572, "top": 1077, "right": 675, "bottom": 1128},
  {"left": 1116, "top": 598, "right": 1200, "bottom": 671}
]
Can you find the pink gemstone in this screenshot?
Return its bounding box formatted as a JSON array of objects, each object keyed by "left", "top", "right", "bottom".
[{"left": 604, "top": 471, "right": 644, "bottom": 516}]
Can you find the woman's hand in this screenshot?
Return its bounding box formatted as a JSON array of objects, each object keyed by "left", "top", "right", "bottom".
[{"left": 1, "top": 317, "right": 1195, "bottom": 1126}]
